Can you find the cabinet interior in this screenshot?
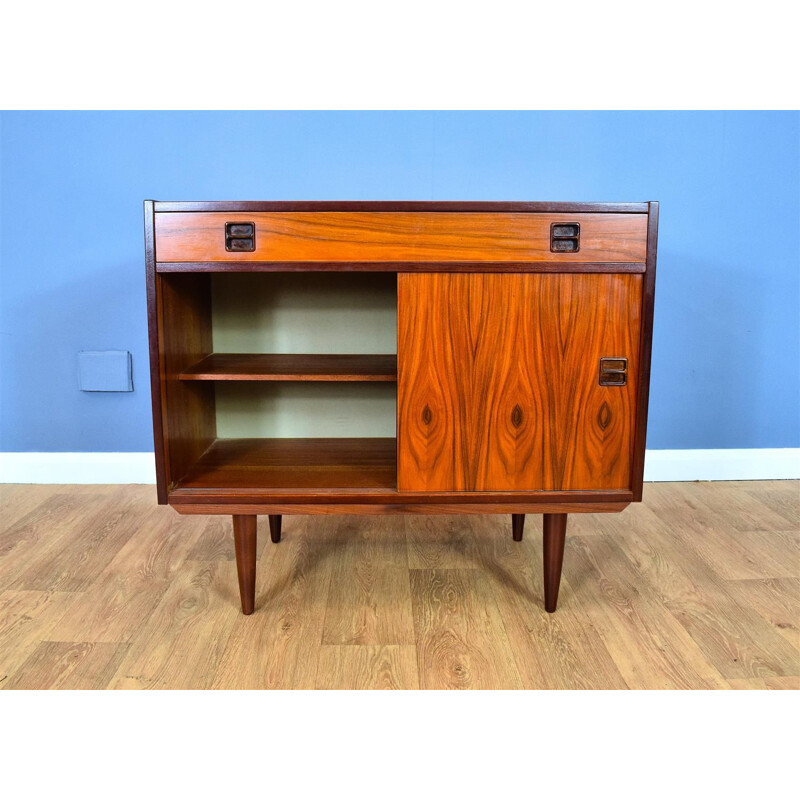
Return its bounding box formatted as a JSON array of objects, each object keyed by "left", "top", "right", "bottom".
[{"left": 160, "top": 272, "right": 398, "bottom": 489}]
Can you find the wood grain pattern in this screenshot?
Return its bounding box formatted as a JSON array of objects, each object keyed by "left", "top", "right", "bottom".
[
  {"left": 568, "top": 534, "right": 732, "bottom": 688},
  {"left": 106, "top": 560, "right": 240, "bottom": 689},
  {"left": 179, "top": 353, "right": 398, "bottom": 382},
  {"left": 604, "top": 494, "right": 800, "bottom": 681},
  {"left": 178, "top": 437, "right": 398, "bottom": 491},
  {"left": 154, "top": 212, "right": 648, "bottom": 263},
  {"left": 8, "top": 488, "right": 144, "bottom": 593},
  {"left": 315, "top": 645, "right": 419, "bottom": 689},
  {"left": 321, "top": 516, "right": 414, "bottom": 646},
  {"left": 157, "top": 273, "right": 216, "bottom": 491},
  {"left": 170, "top": 436, "right": 633, "bottom": 503},
  {"left": 397, "top": 273, "right": 642, "bottom": 492},
  {"left": 722, "top": 577, "right": 800, "bottom": 651},
  {"left": 3, "top": 641, "right": 129, "bottom": 690},
  {"left": 0, "top": 489, "right": 115, "bottom": 591},
  {"left": 52, "top": 504, "right": 202, "bottom": 644},
  {"left": 0, "top": 589, "right": 77, "bottom": 683},
  {"left": 410, "top": 568, "right": 523, "bottom": 689},
  {"left": 0, "top": 481, "right": 797, "bottom": 689}
]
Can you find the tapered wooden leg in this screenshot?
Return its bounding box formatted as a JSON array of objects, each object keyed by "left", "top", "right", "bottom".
[
  {"left": 543, "top": 513, "right": 567, "bottom": 613},
  {"left": 512, "top": 514, "right": 525, "bottom": 541},
  {"left": 268, "top": 514, "right": 282, "bottom": 543},
  {"left": 232, "top": 515, "right": 257, "bottom": 615}
]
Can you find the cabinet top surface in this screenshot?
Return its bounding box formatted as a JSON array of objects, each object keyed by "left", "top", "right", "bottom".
[{"left": 150, "top": 200, "right": 655, "bottom": 213}]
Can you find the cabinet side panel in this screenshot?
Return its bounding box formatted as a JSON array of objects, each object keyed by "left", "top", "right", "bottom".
[
  {"left": 631, "top": 202, "right": 659, "bottom": 500},
  {"left": 145, "top": 200, "right": 168, "bottom": 502},
  {"left": 159, "top": 274, "right": 216, "bottom": 487}
]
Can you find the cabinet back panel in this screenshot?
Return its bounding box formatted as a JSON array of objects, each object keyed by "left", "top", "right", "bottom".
[
  {"left": 215, "top": 383, "right": 396, "bottom": 438},
  {"left": 211, "top": 273, "right": 397, "bottom": 354},
  {"left": 210, "top": 273, "right": 397, "bottom": 438},
  {"left": 397, "top": 273, "right": 642, "bottom": 492}
]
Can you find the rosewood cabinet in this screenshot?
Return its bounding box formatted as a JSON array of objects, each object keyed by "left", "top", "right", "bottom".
[{"left": 145, "top": 201, "right": 658, "bottom": 615}]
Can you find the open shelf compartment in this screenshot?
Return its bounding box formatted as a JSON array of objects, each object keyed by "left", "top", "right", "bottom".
[
  {"left": 177, "top": 437, "right": 397, "bottom": 491},
  {"left": 158, "top": 271, "right": 398, "bottom": 495}
]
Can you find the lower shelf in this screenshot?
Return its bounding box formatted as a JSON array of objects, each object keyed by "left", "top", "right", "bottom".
[
  {"left": 178, "top": 437, "right": 397, "bottom": 491},
  {"left": 172, "top": 437, "right": 633, "bottom": 511}
]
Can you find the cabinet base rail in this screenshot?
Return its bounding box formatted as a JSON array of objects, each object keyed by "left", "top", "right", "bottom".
[{"left": 230, "top": 513, "right": 568, "bottom": 615}]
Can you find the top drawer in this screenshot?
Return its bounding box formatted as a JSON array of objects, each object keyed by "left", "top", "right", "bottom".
[{"left": 154, "top": 212, "right": 648, "bottom": 264}]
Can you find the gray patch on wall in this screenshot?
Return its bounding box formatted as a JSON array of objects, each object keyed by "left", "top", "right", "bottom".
[{"left": 78, "top": 350, "right": 133, "bottom": 392}]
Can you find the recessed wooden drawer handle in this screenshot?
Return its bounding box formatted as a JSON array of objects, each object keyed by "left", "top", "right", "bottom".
[
  {"left": 599, "top": 357, "right": 627, "bottom": 386},
  {"left": 550, "top": 222, "right": 580, "bottom": 253},
  {"left": 225, "top": 221, "right": 255, "bottom": 252}
]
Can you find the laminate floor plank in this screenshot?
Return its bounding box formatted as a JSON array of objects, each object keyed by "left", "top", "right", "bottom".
[
  {"left": 4, "top": 641, "right": 129, "bottom": 690},
  {"left": 52, "top": 506, "right": 207, "bottom": 644},
  {"left": 0, "top": 485, "right": 69, "bottom": 533},
  {"left": 690, "top": 482, "right": 798, "bottom": 532},
  {"left": 568, "top": 535, "right": 730, "bottom": 689},
  {"left": 410, "top": 568, "right": 523, "bottom": 689},
  {"left": 405, "top": 515, "right": 484, "bottom": 570},
  {"left": 612, "top": 511, "right": 800, "bottom": 679},
  {"left": 322, "top": 516, "right": 414, "bottom": 646},
  {"left": 742, "top": 484, "right": 799, "bottom": 528},
  {"left": 0, "top": 590, "right": 76, "bottom": 685},
  {"left": 722, "top": 577, "right": 800, "bottom": 652},
  {"left": 8, "top": 488, "right": 146, "bottom": 593},
  {"left": 0, "top": 492, "right": 109, "bottom": 591},
  {"left": 106, "top": 560, "right": 240, "bottom": 689},
  {"left": 645, "top": 482, "right": 795, "bottom": 533},
  {"left": 1, "top": 481, "right": 798, "bottom": 690},
  {"left": 316, "top": 645, "right": 419, "bottom": 689},
  {"left": 726, "top": 676, "right": 800, "bottom": 690}
]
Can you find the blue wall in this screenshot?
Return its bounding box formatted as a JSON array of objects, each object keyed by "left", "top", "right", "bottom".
[{"left": 1, "top": 111, "right": 798, "bottom": 452}]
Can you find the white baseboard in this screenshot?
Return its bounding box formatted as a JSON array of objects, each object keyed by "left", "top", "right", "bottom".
[
  {"left": 643, "top": 449, "right": 799, "bottom": 482},
  {"left": 0, "top": 449, "right": 797, "bottom": 485},
  {"left": 0, "top": 452, "right": 157, "bottom": 484}
]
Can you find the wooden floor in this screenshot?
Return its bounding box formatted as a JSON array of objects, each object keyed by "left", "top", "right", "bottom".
[{"left": 0, "top": 481, "right": 797, "bottom": 689}]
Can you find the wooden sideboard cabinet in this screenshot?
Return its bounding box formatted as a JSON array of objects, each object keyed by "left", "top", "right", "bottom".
[{"left": 145, "top": 201, "right": 658, "bottom": 615}]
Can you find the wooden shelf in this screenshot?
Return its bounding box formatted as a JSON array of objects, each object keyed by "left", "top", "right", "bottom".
[
  {"left": 179, "top": 353, "right": 397, "bottom": 382},
  {"left": 177, "top": 438, "right": 397, "bottom": 491}
]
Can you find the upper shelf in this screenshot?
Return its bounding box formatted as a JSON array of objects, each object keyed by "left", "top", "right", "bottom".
[{"left": 179, "top": 353, "right": 397, "bottom": 382}]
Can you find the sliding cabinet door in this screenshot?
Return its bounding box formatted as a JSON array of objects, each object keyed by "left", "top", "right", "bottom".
[{"left": 397, "top": 273, "right": 642, "bottom": 492}]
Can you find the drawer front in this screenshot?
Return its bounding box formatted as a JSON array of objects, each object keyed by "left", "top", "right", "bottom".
[{"left": 154, "top": 211, "right": 648, "bottom": 263}]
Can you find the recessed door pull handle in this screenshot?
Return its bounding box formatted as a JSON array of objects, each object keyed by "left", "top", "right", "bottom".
[
  {"left": 550, "top": 222, "right": 580, "bottom": 253},
  {"left": 225, "top": 221, "right": 255, "bottom": 252},
  {"left": 599, "top": 357, "right": 627, "bottom": 386}
]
